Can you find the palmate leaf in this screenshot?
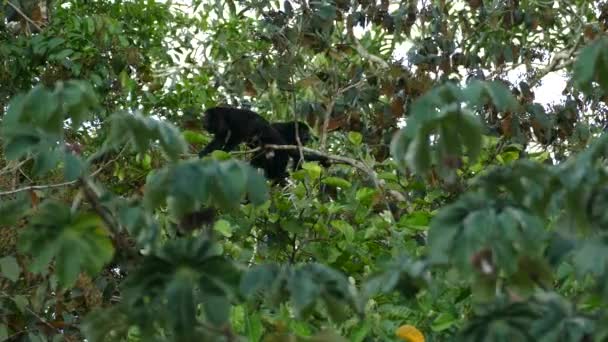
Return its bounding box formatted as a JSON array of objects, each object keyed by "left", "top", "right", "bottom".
[
  {"left": 456, "top": 293, "right": 593, "bottom": 342},
  {"left": 573, "top": 37, "right": 608, "bottom": 94},
  {"left": 463, "top": 80, "right": 519, "bottom": 112},
  {"left": 362, "top": 255, "right": 430, "bottom": 299},
  {"left": 0, "top": 192, "right": 31, "bottom": 226},
  {"left": 427, "top": 192, "right": 547, "bottom": 276},
  {"left": 106, "top": 111, "right": 187, "bottom": 161},
  {"left": 143, "top": 159, "right": 269, "bottom": 216},
  {"left": 17, "top": 201, "right": 114, "bottom": 288},
  {"left": 117, "top": 238, "right": 240, "bottom": 339},
  {"left": 240, "top": 263, "right": 360, "bottom": 322},
  {"left": 391, "top": 82, "right": 493, "bottom": 176}
]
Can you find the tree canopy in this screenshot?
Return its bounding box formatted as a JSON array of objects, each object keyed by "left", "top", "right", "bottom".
[{"left": 1, "top": 0, "right": 608, "bottom": 341}]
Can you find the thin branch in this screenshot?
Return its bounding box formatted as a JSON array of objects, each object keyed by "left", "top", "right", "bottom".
[
  {"left": 0, "top": 180, "right": 77, "bottom": 196},
  {"left": 349, "top": 35, "right": 389, "bottom": 69},
  {"left": 527, "top": 36, "right": 582, "bottom": 88},
  {"left": 0, "top": 147, "right": 126, "bottom": 197},
  {"left": 264, "top": 144, "right": 380, "bottom": 185},
  {"left": 320, "top": 79, "right": 366, "bottom": 149},
  {"left": 6, "top": 0, "right": 43, "bottom": 32},
  {"left": 0, "top": 158, "right": 31, "bottom": 177},
  {"left": 1, "top": 292, "right": 60, "bottom": 334}
]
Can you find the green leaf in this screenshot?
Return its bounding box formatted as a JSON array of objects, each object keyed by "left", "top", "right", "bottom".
[
  {"left": 183, "top": 130, "right": 206, "bottom": 144},
  {"left": 243, "top": 310, "right": 264, "bottom": 342},
  {"left": 331, "top": 220, "right": 355, "bottom": 242},
  {"left": 13, "top": 295, "right": 28, "bottom": 313},
  {"left": 166, "top": 272, "right": 197, "bottom": 337},
  {"left": 405, "top": 128, "right": 432, "bottom": 174},
  {"left": 64, "top": 152, "right": 86, "bottom": 181},
  {"left": 18, "top": 201, "right": 115, "bottom": 288},
  {"left": 321, "top": 176, "right": 352, "bottom": 189},
  {"left": 32, "top": 149, "right": 62, "bottom": 176},
  {"left": 246, "top": 167, "right": 270, "bottom": 205},
  {"left": 458, "top": 111, "right": 483, "bottom": 162},
  {"left": 203, "top": 295, "right": 231, "bottom": 326},
  {"left": 50, "top": 49, "right": 74, "bottom": 60},
  {"left": 4, "top": 135, "right": 40, "bottom": 160},
  {"left": 302, "top": 162, "right": 322, "bottom": 179},
  {"left": 0, "top": 256, "right": 21, "bottom": 282},
  {"left": 213, "top": 219, "right": 233, "bottom": 237},
  {"left": 0, "top": 324, "right": 7, "bottom": 341},
  {"left": 573, "top": 37, "right": 606, "bottom": 92},
  {"left": 0, "top": 193, "right": 31, "bottom": 225},
  {"left": 288, "top": 268, "right": 319, "bottom": 316},
  {"left": 431, "top": 312, "right": 458, "bottom": 332},
  {"left": 347, "top": 132, "right": 363, "bottom": 146},
  {"left": 240, "top": 264, "right": 280, "bottom": 297},
  {"left": 158, "top": 121, "right": 188, "bottom": 161}
]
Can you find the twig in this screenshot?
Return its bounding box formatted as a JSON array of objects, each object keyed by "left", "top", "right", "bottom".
[
  {"left": 6, "top": 0, "right": 43, "bottom": 32},
  {"left": 0, "top": 158, "right": 30, "bottom": 177},
  {"left": 320, "top": 79, "right": 366, "bottom": 149},
  {"left": 0, "top": 180, "right": 77, "bottom": 196},
  {"left": 527, "top": 36, "right": 582, "bottom": 89},
  {"left": 0, "top": 293, "right": 61, "bottom": 334},
  {"left": 0, "top": 147, "right": 126, "bottom": 197},
  {"left": 349, "top": 35, "right": 390, "bottom": 69}
]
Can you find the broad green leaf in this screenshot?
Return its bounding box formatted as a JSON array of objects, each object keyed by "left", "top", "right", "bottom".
[
  {"left": 213, "top": 219, "right": 233, "bottom": 237},
  {"left": 183, "top": 130, "right": 206, "bottom": 144},
  {"left": 0, "top": 324, "right": 7, "bottom": 341},
  {"left": 0, "top": 256, "right": 21, "bottom": 282},
  {"left": 0, "top": 193, "right": 31, "bottom": 225},
  {"left": 246, "top": 167, "right": 269, "bottom": 205},
  {"left": 203, "top": 295, "right": 231, "bottom": 326},
  {"left": 64, "top": 152, "right": 86, "bottom": 181},
  {"left": 32, "top": 149, "right": 62, "bottom": 176},
  {"left": 331, "top": 220, "right": 355, "bottom": 242},
  {"left": 288, "top": 268, "right": 319, "bottom": 316},
  {"left": 18, "top": 201, "right": 115, "bottom": 288},
  {"left": 50, "top": 49, "right": 74, "bottom": 60},
  {"left": 458, "top": 111, "right": 483, "bottom": 162},
  {"left": 322, "top": 176, "right": 352, "bottom": 189},
  {"left": 4, "top": 135, "right": 40, "bottom": 160},
  {"left": 302, "top": 162, "right": 322, "bottom": 179},
  {"left": 573, "top": 37, "right": 606, "bottom": 92},
  {"left": 240, "top": 264, "right": 280, "bottom": 297},
  {"left": 431, "top": 312, "right": 458, "bottom": 332},
  {"left": 348, "top": 131, "right": 363, "bottom": 146},
  {"left": 166, "top": 272, "right": 197, "bottom": 337}
]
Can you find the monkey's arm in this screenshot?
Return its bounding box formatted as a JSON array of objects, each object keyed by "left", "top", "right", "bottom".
[{"left": 198, "top": 137, "right": 226, "bottom": 158}]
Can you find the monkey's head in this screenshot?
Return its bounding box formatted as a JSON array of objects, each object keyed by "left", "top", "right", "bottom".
[
  {"left": 294, "top": 122, "right": 313, "bottom": 144},
  {"left": 202, "top": 107, "right": 225, "bottom": 134},
  {"left": 273, "top": 121, "right": 314, "bottom": 145}
]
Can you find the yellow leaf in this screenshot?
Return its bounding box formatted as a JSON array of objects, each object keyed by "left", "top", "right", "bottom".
[{"left": 396, "top": 325, "right": 425, "bottom": 342}]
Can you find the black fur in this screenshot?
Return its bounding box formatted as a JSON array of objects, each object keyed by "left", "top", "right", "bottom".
[{"left": 198, "top": 106, "right": 290, "bottom": 182}]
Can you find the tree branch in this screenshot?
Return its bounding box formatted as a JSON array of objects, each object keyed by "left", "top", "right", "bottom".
[
  {"left": 527, "top": 36, "right": 582, "bottom": 88},
  {"left": 0, "top": 147, "right": 126, "bottom": 197},
  {"left": 6, "top": 0, "right": 43, "bottom": 32}
]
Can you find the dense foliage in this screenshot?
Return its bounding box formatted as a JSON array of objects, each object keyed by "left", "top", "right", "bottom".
[{"left": 2, "top": 0, "right": 608, "bottom": 341}]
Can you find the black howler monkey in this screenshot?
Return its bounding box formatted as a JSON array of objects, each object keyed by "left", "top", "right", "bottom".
[
  {"left": 198, "top": 106, "right": 290, "bottom": 182},
  {"left": 199, "top": 107, "right": 330, "bottom": 184}
]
